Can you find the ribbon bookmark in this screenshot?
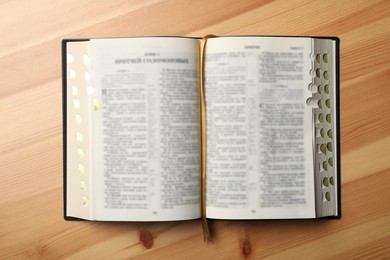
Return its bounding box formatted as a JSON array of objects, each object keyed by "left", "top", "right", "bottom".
[{"left": 199, "top": 34, "right": 215, "bottom": 243}]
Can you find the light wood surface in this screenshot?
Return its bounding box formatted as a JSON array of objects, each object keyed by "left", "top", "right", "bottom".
[{"left": 1, "top": 0, "right": 389, "bottom": 259}]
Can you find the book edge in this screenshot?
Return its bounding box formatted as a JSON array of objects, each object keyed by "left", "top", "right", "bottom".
[{"left": 62, "top": 38, "right": 90, "bottom": 221}]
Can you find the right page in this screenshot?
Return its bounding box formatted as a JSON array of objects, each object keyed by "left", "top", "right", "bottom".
[{"left": 204, "top": 37, "right": 315, "bottom": 219}]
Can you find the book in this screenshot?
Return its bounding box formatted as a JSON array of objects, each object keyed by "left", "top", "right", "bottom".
[{"left": 62, "top": 36, "right": 340, "bottom": 240}]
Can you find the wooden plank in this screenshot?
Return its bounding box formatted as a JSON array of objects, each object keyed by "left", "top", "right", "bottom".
[{"left": 0, "top": 0, "right": 389, "bottom": 258}]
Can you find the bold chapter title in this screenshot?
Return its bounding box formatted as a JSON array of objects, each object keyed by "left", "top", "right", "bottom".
[{"left": 114, "top": 58, "right": 189, "bottom": 64}]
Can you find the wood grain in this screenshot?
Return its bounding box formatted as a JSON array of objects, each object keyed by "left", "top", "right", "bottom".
[{"left": 1, "top": 0, "right": 389, "bottom": 259}]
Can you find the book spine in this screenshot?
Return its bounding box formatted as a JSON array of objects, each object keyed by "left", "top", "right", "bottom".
[{"left": 199, "top": 35, "right": 215, "bottom": 242}]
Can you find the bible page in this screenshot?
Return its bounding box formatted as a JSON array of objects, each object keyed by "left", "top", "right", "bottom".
[
  {"left": 90, "top": 37, "right": 200, "bottom": 221},
  {"left": 204, "top": 37, "right": 315, "bottom": 219}
]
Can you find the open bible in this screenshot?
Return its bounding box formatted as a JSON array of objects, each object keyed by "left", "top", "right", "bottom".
[{"left": 62, "top": 36, "right": 340, "bottom": 239}]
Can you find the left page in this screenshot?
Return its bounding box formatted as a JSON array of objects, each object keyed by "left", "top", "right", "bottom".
[{"left": 90, "top": 37, "right": 200, "bottom": 221}]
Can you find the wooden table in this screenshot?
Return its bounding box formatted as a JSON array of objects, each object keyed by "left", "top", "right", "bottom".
[{"left": 1, "top": 0, "right": 389, "bottom": 259}]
